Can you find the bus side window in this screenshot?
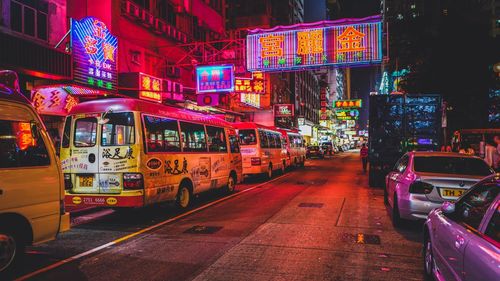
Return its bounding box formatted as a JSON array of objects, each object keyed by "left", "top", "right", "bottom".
[
  {"left": 180, "top": 122, "right": 207, "bottom": 152},
  {"left": 143, "top": 115, "right": 180, "bottom": 152},
  {"left": 259, "top": 130, "right": 269, "bottom": 148},
  {"left": 207, "top": 126, "right": 227, "bottom": 153},
  {"left": 229, "top": 134, "right": 240, "bottom": 153}
]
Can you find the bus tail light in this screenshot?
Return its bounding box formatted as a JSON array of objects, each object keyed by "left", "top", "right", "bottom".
[
  {"left": 123, "top": 173, "right": 144, "bottom": 190},
  {"left": 64, "top": 173, "right": 73, "bottom": 190},
  {"left": 251, "top": 157, "right": 261, "bottom": 166}
]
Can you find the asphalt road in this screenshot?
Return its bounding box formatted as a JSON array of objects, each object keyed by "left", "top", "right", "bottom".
[{"left": 6, "top": 151, "right": 424, "bottom": 281}]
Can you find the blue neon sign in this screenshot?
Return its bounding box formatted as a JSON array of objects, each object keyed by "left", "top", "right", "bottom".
[{"left": 196, "top": 65, "right": 234, "bottom": 93}]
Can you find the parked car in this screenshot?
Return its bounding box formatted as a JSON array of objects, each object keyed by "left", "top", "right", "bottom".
[
  {"left": 385, "top": 152, "right": 494, "bottom": 226},
  {"left": 320, "top": 142, "right": 334, "bottom": 155},
  {"left": 306, "top": 145, "right": 324, "bottom": 159},
  {"left": 423, "top": 174, "right": 499, "bottom": 281},
  {"left": 0, "top": 71, "right": 70, "bottom": 273}
]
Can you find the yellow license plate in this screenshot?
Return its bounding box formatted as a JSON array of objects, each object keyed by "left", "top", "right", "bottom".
[
  {"left": 79, "top": 176, "right": 93, "bottom": 187},
  {"left": 441, "top": 188, "right": 466, "bottom": 198}
]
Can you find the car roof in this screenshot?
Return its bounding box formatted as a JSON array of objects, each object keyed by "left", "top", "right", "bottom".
[{"left": 409, "top": 151, "right": 481, "bottom": 159}]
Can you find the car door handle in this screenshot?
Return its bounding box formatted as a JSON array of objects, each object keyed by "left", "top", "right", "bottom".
[{"left": 455, "top": 235, "right": 465, "bottom": 249}]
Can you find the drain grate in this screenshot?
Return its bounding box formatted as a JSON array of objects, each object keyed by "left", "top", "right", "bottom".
[
  {"left": 184, "top": 225, "right": 223, "bottom": 234},
  {"left": 298, "top": 203, "right": 324, "bottom": 208}
]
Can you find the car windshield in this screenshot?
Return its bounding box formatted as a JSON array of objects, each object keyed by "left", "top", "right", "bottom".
[
  {"left": 239, "top": 129, "right": 257, "bottom": 145},
  {"left": 413, "top": 156, "right": 493, "bottom": 176}
]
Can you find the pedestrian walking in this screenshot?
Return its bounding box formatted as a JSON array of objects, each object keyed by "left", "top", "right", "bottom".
[{"left": 360, "top": 143, "right": 369, "bottom": 172}]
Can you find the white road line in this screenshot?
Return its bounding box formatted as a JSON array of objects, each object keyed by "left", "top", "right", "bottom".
[{"left": 15, "top": 172, "right": 293, "bottom": 281}]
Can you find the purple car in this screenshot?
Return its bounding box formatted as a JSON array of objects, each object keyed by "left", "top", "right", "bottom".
[{"left": 423, "top": 174, "right": 500, "bottom": 281}]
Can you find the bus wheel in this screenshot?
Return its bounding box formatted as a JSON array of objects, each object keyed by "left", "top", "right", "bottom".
[
  {"left": 225, "top": 173, "right": 237, "bottom": 193},
  {"left": 176, "top": 184, "right": 192, "bottom": 209},
  {"left": 0, "top": 230, "right": 22, "bottom": 273},
  {"left": 266, "top": 164, "right": 273, "bottom": 179}
]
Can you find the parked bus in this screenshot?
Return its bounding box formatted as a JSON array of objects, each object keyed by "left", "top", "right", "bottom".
[
  {"left": 61, "top": 98, "right": 242, "bottom": 210},
  {"left": 274, "top": 127, "right": 306, "bottom": 168},
  {"left": 235, "top": 122, "right": 287, "bottom": 179},
  {"left": 0, "top": 71, "right": 69, "bottom": 273}
]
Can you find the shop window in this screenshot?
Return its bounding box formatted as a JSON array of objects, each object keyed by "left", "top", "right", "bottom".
[
  {"left": 207, "top": 126, "right": 227, "bottom": 153},
  {"left": 143, "top": 115, "right": 180, "bottom": 152},
  {"left": 10, "top": 0, "right": 48, "bottom": 41},
  {"left": 180, "top": 122, "right": 207, "bottom": 152},
  {"left": 74, "top": 117, "right": 97, "bottom": 147},
  {"left": 0, "top": 120, "right": 50, "bottom": 168},
  {"left": 101, "top": 112, "right": 135, "bottom": 146}
]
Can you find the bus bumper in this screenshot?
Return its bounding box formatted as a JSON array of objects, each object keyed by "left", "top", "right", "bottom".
[{"left": 65, "top": 194, "right": 144, "bottom": 208}]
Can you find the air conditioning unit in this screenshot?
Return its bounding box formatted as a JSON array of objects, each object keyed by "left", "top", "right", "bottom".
[
  {"left": 123, "top": 1, "right": 140, "bottom": 19},
  {"left": 154, "top": 18, "right": 167, "bottom": 34},
  {"left": 165, "top": 67, "right": 181, "bottom": 78},
  {"left": 141, "top": 10, "right": 154, "bottom": 26}
]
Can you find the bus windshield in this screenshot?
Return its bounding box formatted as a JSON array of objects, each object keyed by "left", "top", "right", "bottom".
[{"left": 239, "top": 129, "right": 257, "bottom": 145}]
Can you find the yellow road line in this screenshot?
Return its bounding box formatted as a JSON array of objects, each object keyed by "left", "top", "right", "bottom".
[{"left": 15, "top": 172, "right": 293, "bottom": 281}]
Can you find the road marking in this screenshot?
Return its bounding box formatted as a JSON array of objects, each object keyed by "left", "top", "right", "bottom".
[{"left": 15, "top": 172, "right": 293, "bottom": 281}]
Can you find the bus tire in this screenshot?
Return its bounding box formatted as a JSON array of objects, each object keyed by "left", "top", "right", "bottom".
[
  {"left": 0, "top": 227, "right": 24, "bottom": 274},
  {"left": 176, "top": 181, "right": 192, "bottom": 209},
  {"left": 281, "top": 160, "right": 286, "bottom": 174},
  {"left": 225, "top": 172, "right": 237, "bottom": 194}
]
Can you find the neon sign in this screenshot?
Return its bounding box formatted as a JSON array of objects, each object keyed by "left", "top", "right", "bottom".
[
  {"left": 240, "top": 93, "right": 261, "bottom": 108},
  {"left": 71, "top": 17, "right": 118, "bottom": 91},
  {"left": 274, "top": 104, "right": 294, "bottom": 117},
  {"left": 31, "top": 87, "right": 80, "bottom": 116},
  {"left": 196, "top": 65, "right": 234, "bottom": 93},
  {"left": 334, "top": 99, "right": 362, "bottom": 109},
  {"left": 246, "top": 15, "right": 382, "bottom": 72},
  {"left": 139, "top": 73, "right": 162, "bottom": 102},
  {"left": 335, "top": 109, "right": 359, "bottom": 121},
  {"left": 234, "top": 72, "right": 265, "bottom": 94}
]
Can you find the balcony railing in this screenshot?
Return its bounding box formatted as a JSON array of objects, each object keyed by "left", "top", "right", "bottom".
[{"left": 121, "top": 0, "right": 188, "bottom": 44}]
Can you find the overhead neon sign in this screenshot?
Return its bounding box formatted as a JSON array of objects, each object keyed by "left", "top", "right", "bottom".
[
  {"left": 334, "top": 99, "right": 362, "bottom": 109},
  {"left": 196, "top": 65, "right": 234, "bottom": 93},
  {"left": 246, "top": 15, "right": 382, "bottom": 72},
  {"left": 71, "top": 17, "right": 118, "bottom": 91},
  {"left": 234, "top": 72, "right": 265, "bottom": 93}
]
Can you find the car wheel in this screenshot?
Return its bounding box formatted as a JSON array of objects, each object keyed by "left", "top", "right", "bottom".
[
  {"left": 423, "top": 234, "right": 435, "bottom": 281},
  {"left": 392, "top": 194, "right": 402, "bottom": 227},
  {"left": 176, "top": 184, "right": 192, "bottom": 209},
  {"left": 225, "top": 173, "right": 237, "bottom": 194},
  {"left": 0, "top": 229, "right": 23, "bottom": 273}
]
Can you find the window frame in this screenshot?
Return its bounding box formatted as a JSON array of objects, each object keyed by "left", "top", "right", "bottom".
[
  {"left": 73, "top": 117, "right": 98, "bottom": 148},
  {"left": 179, "top": 121, "right": 208, "bottom": 153},
  {"left": 10, "top": 0, "right": 49, "bottom": 42},
  {"left": 142, "top": 114, "right": 181, "bottom": 154},
  {"left": 206, "top": 125, "right": 228, "bottom": 153},
  {"left": 101, "top": 112, "right": 136, "bottom": 147}
]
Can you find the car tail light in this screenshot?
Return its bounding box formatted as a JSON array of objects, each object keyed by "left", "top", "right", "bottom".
[
  {"left": 64, "top": 173, "right": 72, "bottom": 190},
  {"left": 409, "top": 181, "right": 434, "bottom": 194},
  {"left": 123, "top": 173, "right": 144, "bottom": 190},
  {"left": 251, "top": 157, "right": 261, "bottom": 166}
]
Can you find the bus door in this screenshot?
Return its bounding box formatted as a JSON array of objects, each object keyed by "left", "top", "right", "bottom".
[
  {"left": 98, "top": 112, "right": 137, "bottom": 194},
  {"left": 70, "top": 114, "right": 100, "bottom": 194}
]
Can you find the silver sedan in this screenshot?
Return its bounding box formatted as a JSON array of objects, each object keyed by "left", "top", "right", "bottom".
[{"left": 385, "top": 152, "right": 495, "bottom": 226}]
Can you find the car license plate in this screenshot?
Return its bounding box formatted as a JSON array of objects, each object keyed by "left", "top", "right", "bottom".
[
  {"left": 440, "top": 188, "right": 466, "bottom": 198},
  {"left": 79, "top": 176, "right": 93, "bottom": 187}
]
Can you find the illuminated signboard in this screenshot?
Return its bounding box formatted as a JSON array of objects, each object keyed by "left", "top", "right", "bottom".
[
  {"left": 71, "top": 17, "right": 118, "bottom": 91},
  {"left": 196, "top": 65, "right": 234, "bottom": 93},
  {"left": 235, "top": 72, "right": 265, "bottom": 93},
  {"left": 334, "top": 99, "right": 362, "bottom": 109},
  {"left": 139, "top": 73, "right": 162, "bottom": 103},
  {"left": 335, "top": 109, "right": 359, "bottom": 120},
  {"left": 31, "top": 87, "right": 79, "bottom": 116},
  {"left": 240, "top": 93, "right": 261, "bottom": 108},
  {"left": 246, "top": 15, "right": 382, "bottom": 72},
  {"left": 274, "top": 104, "right": 294, "bottom": 117}
]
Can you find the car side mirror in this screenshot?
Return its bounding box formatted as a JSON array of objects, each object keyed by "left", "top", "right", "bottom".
[{"left": 441, "top": 201, "right": 455, "bottom": 215}]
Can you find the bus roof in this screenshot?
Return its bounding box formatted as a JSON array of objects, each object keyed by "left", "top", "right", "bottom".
[
  {"left": 69, "top": 98, "right": 233, "bottom": 127},
  {"left": 233, "top": 122, "right": 279, "bottom": 131}
]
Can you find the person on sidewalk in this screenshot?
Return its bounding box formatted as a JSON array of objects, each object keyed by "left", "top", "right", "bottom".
[{"left": 360, "top": 143, "right": 369, "bottom": 172}]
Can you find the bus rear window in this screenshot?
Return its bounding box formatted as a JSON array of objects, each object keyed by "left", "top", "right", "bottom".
[
  {"left": 101, "top": 112, "right": 135, "bottom": 146},
  {"left": 74, "top": 117, "right": 97, "bottom": 147},
  {"left": 239, "top": 129, "right": 257, "bottom": 145}
]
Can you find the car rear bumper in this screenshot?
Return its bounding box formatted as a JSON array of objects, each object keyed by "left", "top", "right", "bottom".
[
  {"left": 398, "top": 194, "right": 443, "bottom": 220},
  {"left": 65, "top": 194, "right": 144, "bottom": 208}
]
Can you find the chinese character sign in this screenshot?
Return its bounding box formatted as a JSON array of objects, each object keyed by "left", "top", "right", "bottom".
[
  {"left": 335, "top": 109, "right": 359, "bottom": 121},
  {"left": 246, "top": 16, "right": 382, "bottom": 72},
  {"left": 139, "top": 73, "right": 162, "bottom": 102},
  {"left": 71, "top": 17, "right": 118, "bottom": 90},
  {"left": 334, "top": 99, "right": 362, "bottom": 109},
  {"left": 31, "top": 87, "right": 80, "bottom": 116},
  {"left": 196, "top": 65, "right": 234, "bottom": 93},
  {"left": 234, "top": 71, "right": 265, "bottom": 94},
  {"left": 274, "top": 104, "right": 294, "bottom": 117}
]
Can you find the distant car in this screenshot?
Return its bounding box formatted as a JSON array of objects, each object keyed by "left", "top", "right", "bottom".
[
  {"left": 423, "top": 174, "right": 499, "bottom": 281},
  {"left": 385, "top": 152, "right": 494, "bottom": 226},
  {"left": 320, "top": 142, "right": 333, "bottom": 155},
  {"left": 306, "top": 145, "right": 324, "bottom": 159}
]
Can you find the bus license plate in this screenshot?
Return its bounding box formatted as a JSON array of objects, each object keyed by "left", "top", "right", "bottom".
[
  {"left": 441, "top": 188, "right": 466, "bottom": 198},
  {"left": 79, "top": 176, "right": 93, "bottom": 187}
]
